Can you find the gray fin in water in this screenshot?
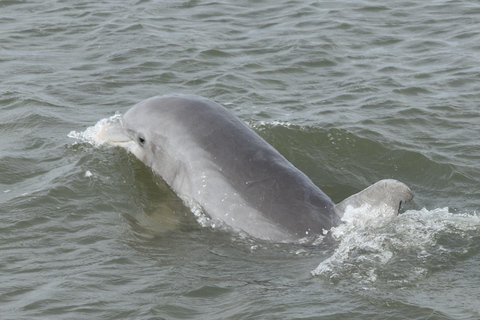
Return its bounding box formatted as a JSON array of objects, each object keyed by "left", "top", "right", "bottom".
[{"left": 334, "top": 179, "right": 413, "bottom": 219}]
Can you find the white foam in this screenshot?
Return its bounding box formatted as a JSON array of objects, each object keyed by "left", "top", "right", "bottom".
[
  {"left": 247, "top": 120, "right": 293, "bottom": 130},
  {"left": 68, "top": 113, "right": 122, "bottom": 146},
  {"left": 311, "top": 207, "right": 480, "bottom": 284}
]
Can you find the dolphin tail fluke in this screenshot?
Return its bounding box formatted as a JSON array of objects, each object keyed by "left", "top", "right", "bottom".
[{"left": 334, "top": 179, "right": 413, "bottom": 219}]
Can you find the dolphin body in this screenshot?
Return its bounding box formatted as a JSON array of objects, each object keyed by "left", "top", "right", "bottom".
[{"left": 99, "top": 94, "right": 412, "bottom": 242}]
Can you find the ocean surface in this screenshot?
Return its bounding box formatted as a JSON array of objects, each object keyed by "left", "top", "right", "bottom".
[{"left": 1, "top": 0, "right": 480, "bottom": 319}]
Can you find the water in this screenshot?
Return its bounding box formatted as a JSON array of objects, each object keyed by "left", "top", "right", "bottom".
[{"left": 1, "top": 0, "right": 480, "bottom": 319}]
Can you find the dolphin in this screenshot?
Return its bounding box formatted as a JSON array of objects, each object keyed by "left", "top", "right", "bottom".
[{"left": 98, "top": 94, "right": 412, "bottom": 242}]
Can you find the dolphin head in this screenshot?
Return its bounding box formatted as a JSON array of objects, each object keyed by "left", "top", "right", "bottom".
[
  {"left": 97, "top": 95, "right": 195, "bottom": 186},
  {"left": 97, "top": 97, "right": 167, "bottom": 167}
]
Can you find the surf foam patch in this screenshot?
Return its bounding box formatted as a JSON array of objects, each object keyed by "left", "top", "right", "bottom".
[{"left": 312, "top": 207, "right": 480, "bottom": 286}]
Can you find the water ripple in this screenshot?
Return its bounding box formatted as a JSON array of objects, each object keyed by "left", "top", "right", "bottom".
[{"left": 2, "top": 0, "right": 480, "bottom": 319}]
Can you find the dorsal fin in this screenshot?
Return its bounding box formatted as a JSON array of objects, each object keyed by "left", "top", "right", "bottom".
[{"left": 334, "top": 179, "right": 413, "bottom": 219}]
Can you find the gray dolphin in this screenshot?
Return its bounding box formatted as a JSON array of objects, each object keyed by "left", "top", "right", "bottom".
[{"left": 98, "top": 94, "right": 412, "bottom": 242}]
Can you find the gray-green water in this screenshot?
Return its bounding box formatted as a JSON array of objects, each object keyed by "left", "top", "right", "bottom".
[{"left": 1, "top": 0, "right": 480, "bottom": 319}]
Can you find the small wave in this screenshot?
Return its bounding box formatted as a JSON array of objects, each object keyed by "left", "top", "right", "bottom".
[
  {"left": 312, "top": 207, "right": 480, "bottom": 285},
  {"left": 247, "top": 120, "right": 294, "bottom": 130},
  {"left": 67, "top": 113, "right": 122, "bottom": 146}
]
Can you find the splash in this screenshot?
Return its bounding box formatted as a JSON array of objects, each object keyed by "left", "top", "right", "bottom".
[
  {"left": 68, "top": 113, "right": 122, "bottom": 146},
  {"left": 312, "top": 207, "right": 480, "bottom": 285}
]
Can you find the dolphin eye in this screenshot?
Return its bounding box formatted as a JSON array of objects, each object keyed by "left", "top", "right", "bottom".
[{"left": 138, "top": 136, "right": 146, "bottom": 146}]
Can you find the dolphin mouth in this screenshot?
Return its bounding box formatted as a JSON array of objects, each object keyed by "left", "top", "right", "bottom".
[
  {"left": 96, "top": 123, "right": 143, "bottom": 158},
  {"left": 96, "top": 123, "right": 131, "bottom": 144}
]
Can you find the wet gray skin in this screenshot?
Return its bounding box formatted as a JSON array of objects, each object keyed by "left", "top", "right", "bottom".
[{"left": 99, "top": 94, "right": 413, "bottom": 242}]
